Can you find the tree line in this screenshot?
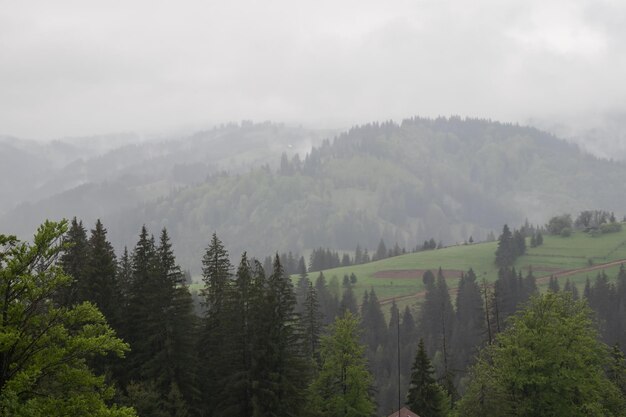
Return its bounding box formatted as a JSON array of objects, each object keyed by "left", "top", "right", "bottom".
[{"left": 1, "top": 218, "right": 625, "bottom": 416}]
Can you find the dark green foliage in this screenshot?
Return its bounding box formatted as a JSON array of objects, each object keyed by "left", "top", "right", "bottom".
[
  {"left": 452, "top": 269, "right": 486, "bottom": 373},
  {"left": 494, "top": 224, "right": 526, "bottom": 268},
  {"left": 418, "top": 268, "right": 455, "bottom": 392},
  {"left": 361, "top": 289, "right": 387, "bottom": 350},
  {"left": 314, "top": 272, "right": 339, "bottom": 326},
  {"left": 123, "top": 227, "right": 198, "bottom": 415},
  {"left": 601, "top": 222, "right": 623, "bottom": 234},
  {"left": 201, "top": 232, "right": 232, "bottom": 312},
  {"left": 575, "top": 210, "right": 612, "bottom": 230},
  {"left": 117, "top": 246, "right": 133, "bottom": 300},
  {"left": 250, "top": 255, "right": 309, "bottom": 416},
  {"left": 198, "top": 233, "right": 233, "bottom": 414},
  {"left": 608, "top": 344, "right": 626, "bottom": 397},
  {"left": 585, "top": 270, "right": 623, "bottom": 347},
  {"left": 56, "top": 216, "right": 88, "bottom": 306},
  {"left": 375, "top": 239, "right": 388, "bottom": 261},
  {"left": 406, "top": 340, "right": 448, "bottom": 417},
  {"left": 340, "top": 285, "right": 359, "bottom": 315},
  {"left": 302, "top": 282, "right": 322, "bottom": 362},
  {"left": 547, "top": 214, "right": 573, "bottom": 235},
  {"left": 308, "top": 247, "right": 344, "bottom": 272},
  {"left": 84, "top": 219, "right": 121, "bottom": 328},
  {"left": 563, "top": 278, "right": 579, "bottom": 300},
  {"left": 295, "top": 265, "right": 310, "bottom": 314},
  {"left": 548, "top": 275, "right": 560, "bottom": 292}
]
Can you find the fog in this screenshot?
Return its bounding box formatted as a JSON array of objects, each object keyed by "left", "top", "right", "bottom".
[{"left": 2, "top": 0, "right": 626, "bottom": 154}]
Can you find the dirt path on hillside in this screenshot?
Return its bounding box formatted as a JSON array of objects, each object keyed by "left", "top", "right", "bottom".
[
  {"left": 377, "top": 258, "right": 626, "bottom": 306},
  {"left": 534, "top": 258, "right": 626, "bottom": 284}
]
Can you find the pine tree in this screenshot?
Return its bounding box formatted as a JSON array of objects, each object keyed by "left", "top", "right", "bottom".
[
  {"left": 124, "top": 227, "right": 198, "bottom": 414},
  {"left": 361, "top": 289, "right": 387, "bottom": 350},
  {"left": 375, "top": 238, "right": 387, "bottom": 261},
  {"left": 213, "top": 252, "right": 255, "bottom": 416},
  {"left": 201, "top": 232, "right": 232, "bottom": 313},
  {"left": 340, "top": 285, "right": 358, "bottom": 315},
  {"left": 452, "top": 268, "right": 486, "bottom": 372},
  {"left": 315, "top": 272, "right": 338, "bottom": 325},
  {"left": 495, "top": 224, "right": 514, "bottom": 268},
  {"left": 83, "top": 219, "right": 120, "bottom": 328},
  {"left": 56, "top": 217, "right": 88, "bottom": 306},
  {"left": 251, "top": 255, "right": 308, "bottom": 416},
  {"left": 548, "top": 275, "right": 560, "bottom": 292},
  {"left": 406, "top": 340, "right": 448, "bottom": 417},
  {"left": 198, "top": 233, "right": 233, "bottom": 415},
  {"left": 302, "top": 282, "right": 322, "bottom": 363},
  {"left": 117, "top": 246, "right": 133, "bottom": 301}
]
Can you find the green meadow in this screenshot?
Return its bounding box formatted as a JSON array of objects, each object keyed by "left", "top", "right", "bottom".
[{"left": 302, "top": 224, "right": 626, "bottom": 312}]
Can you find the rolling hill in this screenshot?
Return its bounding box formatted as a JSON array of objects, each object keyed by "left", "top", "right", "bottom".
[
  {"left": 3, "top": 117, "right": 626, "bottom": 272},
  {"left": 307, "top": 224, "right": 626, "bottom": 314}
]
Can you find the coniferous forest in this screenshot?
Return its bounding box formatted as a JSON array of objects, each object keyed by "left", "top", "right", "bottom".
[{"left": 1, "top": 217, "right": 624, "bottom": 416}]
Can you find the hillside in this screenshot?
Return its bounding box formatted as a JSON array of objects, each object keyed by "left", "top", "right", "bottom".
[
  {"left": 309, "top": 224, "right": 626, "bottom": 313},
  {"left": 3, "top": 117, "right": 626, "bottom": 271}
]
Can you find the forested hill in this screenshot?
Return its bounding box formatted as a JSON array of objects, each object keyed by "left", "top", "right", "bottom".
[{"left": 4, "top": 117, "right": 626, "bottom": 270}]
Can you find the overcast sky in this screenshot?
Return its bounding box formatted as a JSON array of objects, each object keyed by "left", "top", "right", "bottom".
[{"left": 2, "top": 0, "right": 626, "bottom": 142}]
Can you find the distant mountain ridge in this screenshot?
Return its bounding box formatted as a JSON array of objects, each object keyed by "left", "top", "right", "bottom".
[{"left": 2, "top": 117, "right": 625, "bottom": 272}]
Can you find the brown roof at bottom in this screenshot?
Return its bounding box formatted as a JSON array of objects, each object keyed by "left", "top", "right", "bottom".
[{"left": 386, "top": 407, "right": 420, "bottom": 417}]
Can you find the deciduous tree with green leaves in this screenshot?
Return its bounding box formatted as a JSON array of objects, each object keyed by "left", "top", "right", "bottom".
[
  {"left": 0, "top": 220, "right": 135, "bottom": 417},
  {"left": 308, "top": 312, "right": 375, "bottom": 417},
  {"left": 458, "top": 292, "right": 626, "bottom": 417}
]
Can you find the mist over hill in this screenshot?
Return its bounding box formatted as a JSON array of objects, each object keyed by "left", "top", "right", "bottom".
[{"left": 3, "top": 117, "right": 626, "bottom": 271}]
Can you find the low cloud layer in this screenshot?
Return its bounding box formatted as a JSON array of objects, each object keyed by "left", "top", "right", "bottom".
[{"left": 2, "top": 0, "right": 626, "bottom": 143}]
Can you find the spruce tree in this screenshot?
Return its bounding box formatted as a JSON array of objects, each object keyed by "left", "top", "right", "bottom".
[
  {"left": 495, "top": 224, "right": 514, "bottom": 268},
  {"left": 548, "top": 275, "right": 560, "bottom": 292},
  {"left": 198, "top": 233, "right": 233, "bottom": 415},
  {"left": 214, "top": 252, "right": 255, "bottom": 416},
  {"left": 452, "top": 268, "right": 486, "bottom": 371},
  {"left": 251, "top": 255, "right": 308, "bottom": 416},
  {"left": 406, "top": 340, "right": 448, "bottom": 417},
  {"left": 56, "top": 217, "right": 88, "bottom": 306},
  {"left": 83, "top": 219, "right": 120, "bottom": 328},
  {"left": 361, "top": 289, "right": 387, "bottom": 350},
  {"left": 302, "top": 282, "right": 322, "bottom": 363},
  {"left": 340, "top": 285, "right": 359, "bottom": 315}
]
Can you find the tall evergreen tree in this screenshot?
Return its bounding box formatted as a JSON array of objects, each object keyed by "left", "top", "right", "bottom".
[
  {"left": 340, "top": 285, "right": 359, "bottom": 315},
  {"left": 375, "top": 238, "right": 388, "bottom": 261},
  {"left": 251, "top": 255, "right": 309, "bottom": 416},
  {"left": 198, "top": 233, "right": 233, "bottom": 415},
  {"left": 302, "top": 282, "right": 322, "bottom": 363},
  {"left": 406, "top": 340, "right": 448, "bottom": 417},
  {"left": 361, "top": 289, "right": 387, "bottom": 350},
  {"left": 83, "top": 219, "right": 120, "bottom": 328},
  {"left": 315, "top": 272, "right": 338, "bottom": 325},
  {"left": 56, "top": 216, "right": 88, "bottom": 306},
  {"left": 495, "top": 225, "right": 514, "bottom": 268},
  {"left": 452, "top": 268, "right": 486, "bottom": 372},
  {"left": 213, "top": 252, "right": 255, "bottom": 417}
]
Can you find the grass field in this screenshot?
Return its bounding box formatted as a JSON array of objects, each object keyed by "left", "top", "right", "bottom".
[{"left": 300, "top": 224, "right": 626, "bottom": 314}]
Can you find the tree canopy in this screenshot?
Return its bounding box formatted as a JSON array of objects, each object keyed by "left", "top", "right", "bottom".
[
  {"left": 458, "top": 292, "right": 626, "bottom": 417},
  {"left": 0, "top": 220, "right": 135, "bottom": 417}
]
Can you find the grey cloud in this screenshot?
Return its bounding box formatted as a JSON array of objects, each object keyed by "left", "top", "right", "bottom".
[{"left": 1, "top": 0, "right": 626, "bottom": 147}]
